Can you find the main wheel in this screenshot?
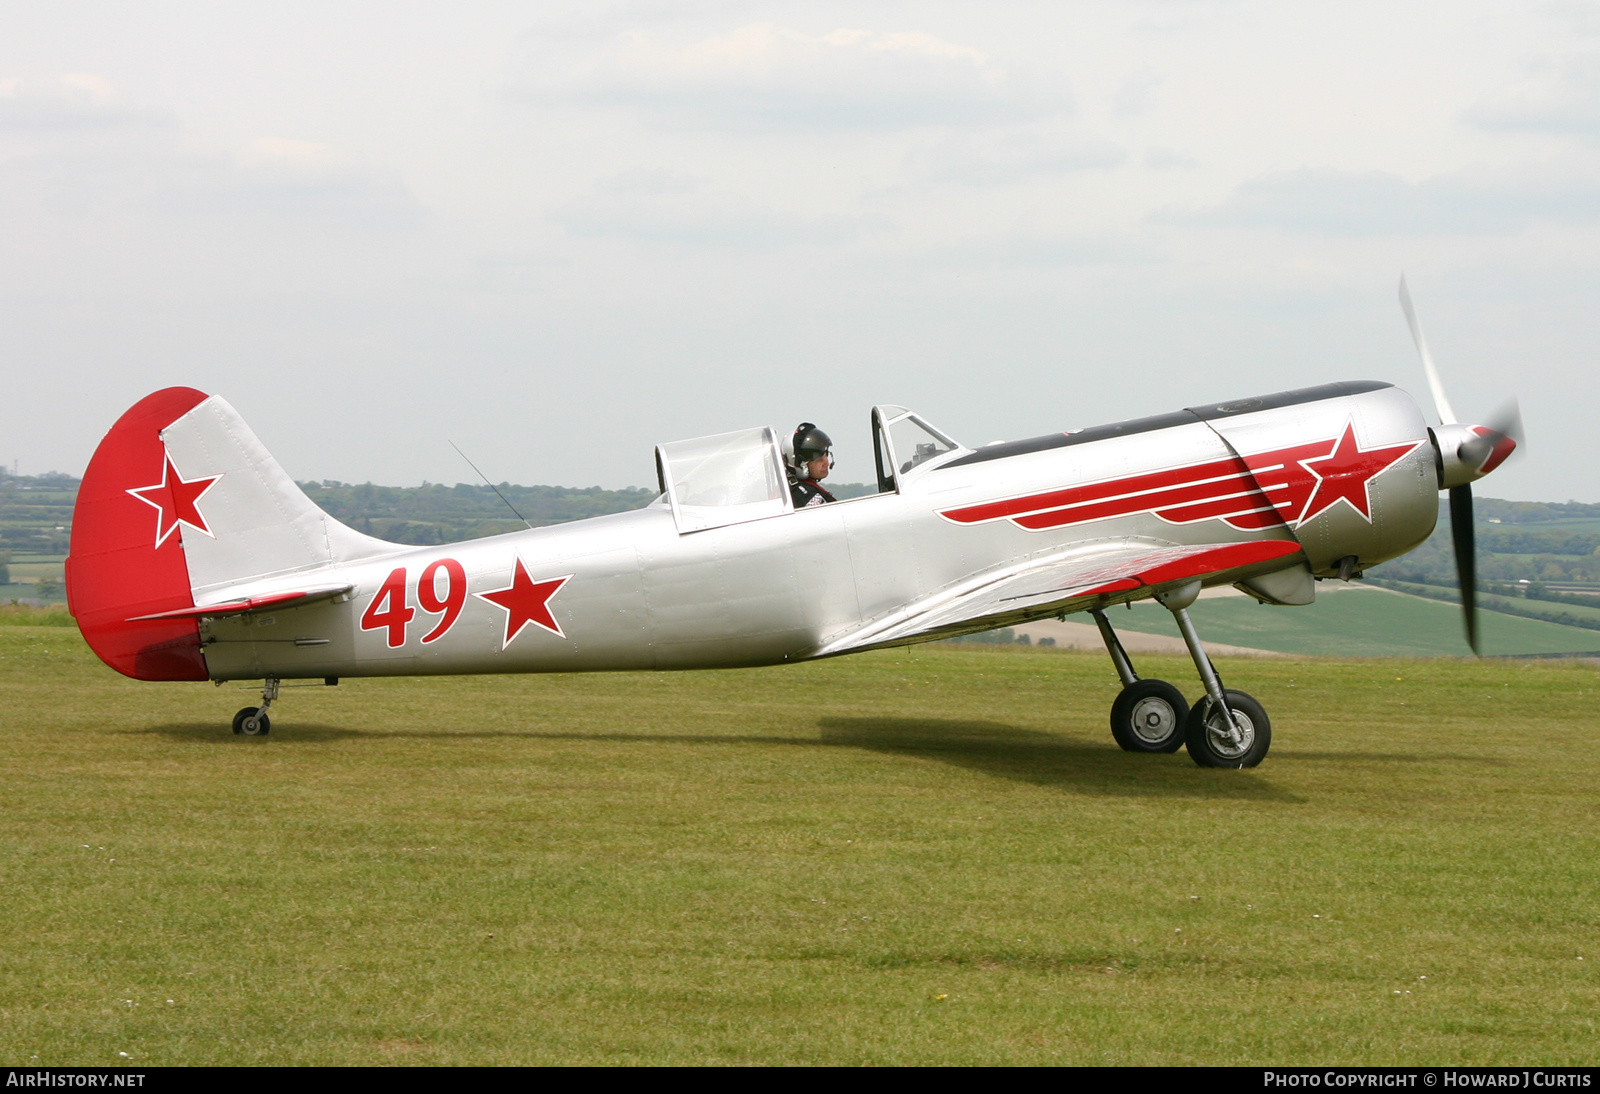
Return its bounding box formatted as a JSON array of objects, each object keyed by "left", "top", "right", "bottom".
[
  {"left": 1110, "top": 679, "right": 1189, "bottom": 753},
  {"left": 232, "top": 707, "right": 271, "bottom": 736},
  {"left": 1184, "top": 690, "right": 1269, "bottom": 768}
]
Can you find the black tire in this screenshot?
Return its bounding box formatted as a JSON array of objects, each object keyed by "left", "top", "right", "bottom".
[
  {"left": 233, "top": 707, "right": 271, "bottom": 736},
  {"left": 1184, "top": 690, "right": 1269, "bottom": 768},
  {"left": 1110, "top": 679, "right": 1189, "bottom": 753}
]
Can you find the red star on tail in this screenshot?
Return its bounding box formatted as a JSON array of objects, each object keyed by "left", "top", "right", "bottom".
[
  {"left": 475, "top": 559, "right": 572, "bottom": 649},
  {"left": 126, "top": 452, "right": 222, "bottom": 548},
  {"left": 1299, "top": 423, "right": 1423, "bottom": 524}
]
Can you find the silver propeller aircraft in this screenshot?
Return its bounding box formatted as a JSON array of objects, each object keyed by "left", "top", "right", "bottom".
[{"left": 66, "top": 281, "right": 1516, "bottom": 767}]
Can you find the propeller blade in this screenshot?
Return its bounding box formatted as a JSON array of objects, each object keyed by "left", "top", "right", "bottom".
[
  {"left": 1449, "top": 484, "right": 1478, "bottom": 655},
  {"left": 1399, "top": 274, "right": 1458, "bottom": 425},
  {"left": 1485, "top": 397, "right": 1524, "bottom": 451},
  {"left": 1456, "top": 398, "right": 1524, "bottom": 476}
]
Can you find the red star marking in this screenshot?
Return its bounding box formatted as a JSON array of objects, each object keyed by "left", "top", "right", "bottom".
[
  {"left": 1298, "top": 422, "right": 1423, "bottom": 524},
  {"left": 474, "top": 559, "right": 571, "bottom": 649},
  {"left": 126, "top": 452, "right": 222, "bottom": 548}
]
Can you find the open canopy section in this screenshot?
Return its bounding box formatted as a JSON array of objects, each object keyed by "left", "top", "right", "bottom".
[{"left": 656, "top": 426, "right": 790, "bottom": 533}]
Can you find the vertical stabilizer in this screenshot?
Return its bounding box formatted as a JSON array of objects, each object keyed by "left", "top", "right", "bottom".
[
  {"left": 68, "top": 389, "right": 397, "bottom": 680},
  {"left": 160, "top": 395, "right": 395, "bottom": 600}
]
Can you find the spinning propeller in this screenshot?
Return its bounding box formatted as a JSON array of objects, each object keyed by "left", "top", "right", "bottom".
[{"left": 1398, "top": 275, "right": 1523, "bottom": 654}]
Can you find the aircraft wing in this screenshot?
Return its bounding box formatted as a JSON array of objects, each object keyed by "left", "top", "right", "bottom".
[{"left": 812, "top": 538, "right": 1303, "bottom": 656}]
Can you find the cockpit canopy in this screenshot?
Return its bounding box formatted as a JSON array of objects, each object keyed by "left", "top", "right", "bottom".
[
  {"left": 655, "top": 407, "right": 964, "bottom": 534},
  {"left": 655, "top": 426, "right": 790, "bottom": 534}
]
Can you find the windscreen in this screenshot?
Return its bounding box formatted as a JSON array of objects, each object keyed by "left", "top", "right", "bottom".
[{"left": 887, "top": 415, "right": 958, "bottom": 475}]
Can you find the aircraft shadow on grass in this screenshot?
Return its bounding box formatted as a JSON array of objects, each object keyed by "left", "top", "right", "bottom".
[
  {"left": 817, "top": 716, "right": 1303, "bottom": 801},
  {"left": 137, "top": 722, "right": 1496, "bottom": 795},
  {"left": 140, "top": 717, "right": 1300, "bottom": 799}
]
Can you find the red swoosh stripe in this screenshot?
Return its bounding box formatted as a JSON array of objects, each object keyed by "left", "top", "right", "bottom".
[
  {"left": 950, "top": 453, "right": 1281, "bottom": 532},
  {"left": 940, "top": 421, "right": 1421, "bottom": 533}
]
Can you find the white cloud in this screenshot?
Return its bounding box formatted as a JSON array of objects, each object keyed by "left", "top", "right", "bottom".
[
  {"left": 549, "top": 169, "right": 885, "bottom": 248},
  {"left": 910, "top": 231, "right": 1159, "bottom": 269},
  {"left": 0, "top": 76, "right": 167, "bottom": 132},
  {"left": 1174, "top": 166, "right": 1600, "bottom": 236},
  {"left": 1110, "top": 72, "right": 1162, "bottom": 118},
  {"left": 513, "top": 22, "right": 1060, "bottom": 131},
  {"left": 905, "top": 128, "right": 1125, "bottom": 186},
  {"left": 1143, "top": 147, "right": 1196, "bottom": 170},
  {"left": 59, "top": 72, "right": 117, "bottom": 103},
  {"left": 244, "top": 136, "right": 330, "bottom": 164},
  {"left": 0, "top": 77, "right": 424, "bottom": 282},
  {"left": 1468, "top": 53, "right": 1600, "bottom": 142}
]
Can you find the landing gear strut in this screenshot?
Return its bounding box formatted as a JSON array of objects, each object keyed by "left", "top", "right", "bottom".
[
  {"left": 1093, "top": 609, "right": 1188, "bottom": 753},
  {"left": 232, "top": 677, "right": 278, "bottom": 737},
  {"left": 1155, "top": 581, "right": 1271, "bottom": 768}
]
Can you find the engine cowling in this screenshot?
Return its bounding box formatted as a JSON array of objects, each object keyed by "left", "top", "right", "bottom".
[{"left": 1197, "top": 383, "right": 1440, "bottom": 579}]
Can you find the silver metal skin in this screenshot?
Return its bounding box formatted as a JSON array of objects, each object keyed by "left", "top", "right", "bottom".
[{"left": 150, "top": 381, "right": 1439, "bottom": 684}]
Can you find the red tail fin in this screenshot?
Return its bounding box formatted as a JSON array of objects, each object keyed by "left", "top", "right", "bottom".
[{"left": 67, "top": 388, "right": 211, "bottom": 680}]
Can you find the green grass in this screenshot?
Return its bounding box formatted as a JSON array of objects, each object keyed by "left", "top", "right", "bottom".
[
  {"left": 1, "top": 627, "right": 1597, "bottom": 1065},
  {"left": 1111, "top": 584, "right": 1600, "bottom": 657}
]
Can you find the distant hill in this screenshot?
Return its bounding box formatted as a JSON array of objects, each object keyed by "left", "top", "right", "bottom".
[
  {"left": 0, "top": 472, "right": 77, "bottom": 555},
  {"left": 1365, "top": 497, "right": 1600, "bottom": 623}
]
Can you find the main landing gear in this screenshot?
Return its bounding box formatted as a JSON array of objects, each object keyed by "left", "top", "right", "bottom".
[{"left": 1092, "top": 581, "right": 1271, "bottom": 768}]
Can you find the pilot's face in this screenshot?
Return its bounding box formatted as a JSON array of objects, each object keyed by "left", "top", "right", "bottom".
[{"left": 806, "top": 454, "right": 830, "bottom": 480}]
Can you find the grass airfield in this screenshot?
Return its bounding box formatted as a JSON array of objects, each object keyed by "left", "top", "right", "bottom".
[{"left": 1, "top": 624, "right": 1597, "bottom": 1066}]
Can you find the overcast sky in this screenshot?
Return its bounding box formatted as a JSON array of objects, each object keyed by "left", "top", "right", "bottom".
[{"left": 3, "top": 1, "right": 1597, "bottom": 501}]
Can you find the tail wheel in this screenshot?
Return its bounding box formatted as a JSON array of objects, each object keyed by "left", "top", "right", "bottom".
[
  {"left": 1184, "top": 690, "right": 1269, "bottom": 768},
  {"left": 232, "top": 707, "right": 271, "bottom": 736},
  {"left": 1110, "top": 679, "right": 1189, "bottom": 753}
]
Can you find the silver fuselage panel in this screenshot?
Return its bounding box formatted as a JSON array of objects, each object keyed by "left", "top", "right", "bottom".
[{"left": 196, "top": 382, "right": 1437, "bottom": 680}]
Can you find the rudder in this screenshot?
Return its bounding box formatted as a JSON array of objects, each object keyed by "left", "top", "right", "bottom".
[{"left": 67, "top": 388, "right": 213, "bottom": 680}]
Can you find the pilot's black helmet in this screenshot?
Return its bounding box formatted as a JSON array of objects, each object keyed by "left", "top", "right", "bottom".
[{"left": 792, "top": 423, "right": 832, "bottom": 463}]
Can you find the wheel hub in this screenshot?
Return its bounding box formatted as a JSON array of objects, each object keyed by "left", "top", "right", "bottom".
[
  {"left": 1205, "top": 705, "right": 1255, "bottom": 758},
  {"left": 1129, "top": 696, "right": 1177, "bottom": 744}
]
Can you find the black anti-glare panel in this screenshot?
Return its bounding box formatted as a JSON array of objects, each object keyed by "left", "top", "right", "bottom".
[
  {"left": 1184, "top": 380, "right": 1392, "bottom": 421},
  {"left": 943, "top": 411, "right": 1196, "bottom": 467},
  {"left": 941, "top": 380, "right": 1393, "bottom": 469}
]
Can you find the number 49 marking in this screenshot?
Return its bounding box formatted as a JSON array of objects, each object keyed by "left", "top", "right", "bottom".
[{"left": 360, "top": 559, "right": 467, "bottom": 648}]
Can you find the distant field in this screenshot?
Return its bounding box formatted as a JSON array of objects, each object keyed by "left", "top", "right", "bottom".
[
  {"left": 1109, "top": 584, "right": 1600, "bottom": 658},
  {"left": 1, "top": 625, "right": 1595, "bottom": 1065}
]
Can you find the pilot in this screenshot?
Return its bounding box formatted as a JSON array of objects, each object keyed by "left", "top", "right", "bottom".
[{"left": 789, "top": 422, "right": 837, "bottom": 508}]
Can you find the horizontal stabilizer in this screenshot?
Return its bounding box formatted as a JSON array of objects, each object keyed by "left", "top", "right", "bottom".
[
  {"left": 815, "top": 538, "right": 1303, "bottom": 655},
  {"left": 127, "top": 583, "right": 354, "bottom": 622}
]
